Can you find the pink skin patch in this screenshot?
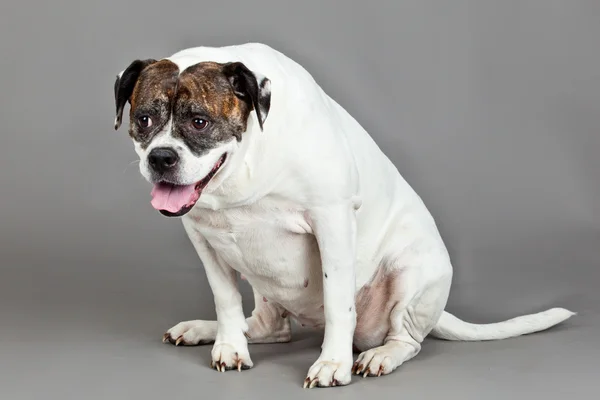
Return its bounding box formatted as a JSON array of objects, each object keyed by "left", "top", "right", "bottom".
[
  {"left": 353, "top": 268, "right": 404, "bottom": 352},
  {"left": 150, "top": 154, "right": 226, "bottom": 214}
]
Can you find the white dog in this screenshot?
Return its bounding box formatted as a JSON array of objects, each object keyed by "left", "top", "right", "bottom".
[{"left": 113, "top": 43, "right": 574, "bottom": 388}]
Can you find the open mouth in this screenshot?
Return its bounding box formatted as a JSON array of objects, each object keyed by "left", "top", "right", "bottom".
[{"left": 150, "top": 153, "right": 227, "bottom": 217}]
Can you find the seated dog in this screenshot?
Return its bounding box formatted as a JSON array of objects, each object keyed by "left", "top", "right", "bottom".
[{"left": 113, "top": 43, "right": 574, "bottom": 388}]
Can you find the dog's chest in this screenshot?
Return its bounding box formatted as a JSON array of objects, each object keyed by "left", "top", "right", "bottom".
[{"left": 187, "top": 198, "right": 324, "bottom": 307}]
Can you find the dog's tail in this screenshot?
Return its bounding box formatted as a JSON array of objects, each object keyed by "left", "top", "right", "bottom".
[{"left": 429, "top": 308, "right": 575, "bottom": 341}]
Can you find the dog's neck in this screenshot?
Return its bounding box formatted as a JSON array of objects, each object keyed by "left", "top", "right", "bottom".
[{"left": 189, "top": 113, "right": 286, "bottom": 211}]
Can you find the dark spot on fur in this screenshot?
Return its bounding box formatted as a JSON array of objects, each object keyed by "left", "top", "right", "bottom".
[
  {"left": 281, "top": 310, "right": 289, "bottom": 318},
  {"left": 324, "top": 273, "right": 328, "bottom": 278},
  {"left": 263, "top": 297, "right": 268, "bottom": 302},
  {"left": 257, "top": 77, "right": 271, "bottom": 125},
  {"left": 303, "top": 278, "right": 309, "bottom": 288}
]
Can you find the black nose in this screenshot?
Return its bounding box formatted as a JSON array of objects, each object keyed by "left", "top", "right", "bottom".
[{"left": 148, "top": 147, "right": 179, "bottom": 174}]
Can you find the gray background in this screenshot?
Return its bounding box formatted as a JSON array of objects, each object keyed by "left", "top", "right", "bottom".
[{"left": 0, "top": 0, "right": 598, "bottom": 399}]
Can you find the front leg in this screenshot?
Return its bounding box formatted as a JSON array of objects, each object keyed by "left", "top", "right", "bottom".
[
  {"left": 304, "top": 202, "right": 357, "bottom": 388},
  {"left": 182, "top": 222, "right": 252, "bottom": 372}
]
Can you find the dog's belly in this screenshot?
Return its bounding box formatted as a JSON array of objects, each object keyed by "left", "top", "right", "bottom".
[
  {"left": 188, "top": 201, "right": 403, "bottom": 347},
  {"left": 190, "top": 204, "right": 327, "bottom": 325}
]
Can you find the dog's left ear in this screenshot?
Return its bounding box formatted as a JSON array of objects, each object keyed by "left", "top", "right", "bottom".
[
  {"left": 113, "top": 58, "right": 157, "bottom": 130},
  {"left": 222, "top": 62, "right": 271, "bottom": 131}
]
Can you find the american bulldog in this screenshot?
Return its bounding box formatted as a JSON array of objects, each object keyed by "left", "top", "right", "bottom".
[{"left": 113, "top": 43, "right": 574, "bottom": 388}]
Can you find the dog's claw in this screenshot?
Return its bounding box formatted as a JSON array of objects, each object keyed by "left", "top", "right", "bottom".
[
  {"left": 355, "top": 364, "right": 364, "bottom": 375},
  {"left": 237, "top": 360, "right": 242, "bottom": 372},
  {"left": 351, "top": 362, "right": 358, "bottom": 374},
  {"left": 332, "top": 379, "right": 339, "bottom": 387},
  {"left": 162, "top": 333, "right": 170, "bottom": 343},
  {"left": 220, "top": 362, "right": 226, "bottom": 372},
  {"left": 303, "top": 377, "right": 311, "bottom": 389},
  {"left": 175, "top": 336, "right": 184, "bottom": 346},
  {"left": 377, "top": 365, "right": 383, "bottom": 377},
  {"left": 363, "top": 368, "right": 370, "bottom": 378},
  {"left": 309, "top": 378, "right": 319, "bottom": 389}
]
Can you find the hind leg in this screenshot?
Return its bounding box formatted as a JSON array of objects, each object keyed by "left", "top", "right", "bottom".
[
  {"left": 353, "top": 269, "right": 452, "bottom": 377},
  {"left": 352, "top": 306, "right": 423, "bottom": 377},
  {"left": 163, "top": 286, "right": 291, "bottom": 346}
]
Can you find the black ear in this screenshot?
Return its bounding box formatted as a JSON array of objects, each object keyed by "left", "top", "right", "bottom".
[
  {"left": 113, "top": 58, "right": 156, "bottom": 130},
  {"left": 222, "top": 62, "right": 271, "bottom": 131}
]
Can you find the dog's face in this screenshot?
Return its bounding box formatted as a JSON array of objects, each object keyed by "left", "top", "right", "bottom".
[{"left": 113, "top": 58, "right": 271, "bottom": 217}]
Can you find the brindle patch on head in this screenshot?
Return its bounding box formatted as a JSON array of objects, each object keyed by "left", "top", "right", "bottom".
[
  {"left": 172, "top": 62, "right": 252, "bottom": 155},
  {"left": 127, "top": 60, "right": 258, "bottom": 156},
  {"left": 128, "top": 60, "right": 179, "bottom": 145}
]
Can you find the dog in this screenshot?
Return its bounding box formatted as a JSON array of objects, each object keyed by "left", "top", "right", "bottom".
[{"left": 112, "top": 43, "right": 575, "bottom": 388}]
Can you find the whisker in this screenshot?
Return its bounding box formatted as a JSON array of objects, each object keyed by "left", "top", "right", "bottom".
[{"left": 122, "top": 159, "right": 140, "bottom": 174}]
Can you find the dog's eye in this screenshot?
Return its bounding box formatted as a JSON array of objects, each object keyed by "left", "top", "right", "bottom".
[
  {"left": 138, "top": 116, "right": 152, "bottom": 129},
  {"left": 192, "top": 118, "right": 208, "bottom": 130}
]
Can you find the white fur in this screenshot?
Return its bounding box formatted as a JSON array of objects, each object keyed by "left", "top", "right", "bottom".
[{"left": 126, "top": 43, "right": 575, "bottom": 387}]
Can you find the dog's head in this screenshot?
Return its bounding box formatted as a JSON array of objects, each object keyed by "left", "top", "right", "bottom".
[{"left": 113, "top": 58, "right": 271, "bottom": 217}]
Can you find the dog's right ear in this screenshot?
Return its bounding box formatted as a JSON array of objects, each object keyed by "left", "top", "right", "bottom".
[{"left": 113, "top": 59, "right": 156, "bottom": 130}]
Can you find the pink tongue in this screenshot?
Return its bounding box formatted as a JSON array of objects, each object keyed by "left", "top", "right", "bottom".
[{"left": 150, "top": 183, "right": 199, "bottom": 213}]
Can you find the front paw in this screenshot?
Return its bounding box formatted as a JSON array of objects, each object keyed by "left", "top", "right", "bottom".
[
  {"left": 211, "top": 342, "right": 253, "bottom": 372},
  {"left": 162, "top": 320, "right": 215, "bottom": 346},
  {"left": 303, "top": 356, "right": 353, "bottom": 388}
]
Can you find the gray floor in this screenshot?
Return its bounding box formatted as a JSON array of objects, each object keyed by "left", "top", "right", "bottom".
[
  {"left": 2, "top": 1, "right": 600, "bottom": 399},
  {"left": 1, "top": 227, "right": 598, "bottom": 399}
]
